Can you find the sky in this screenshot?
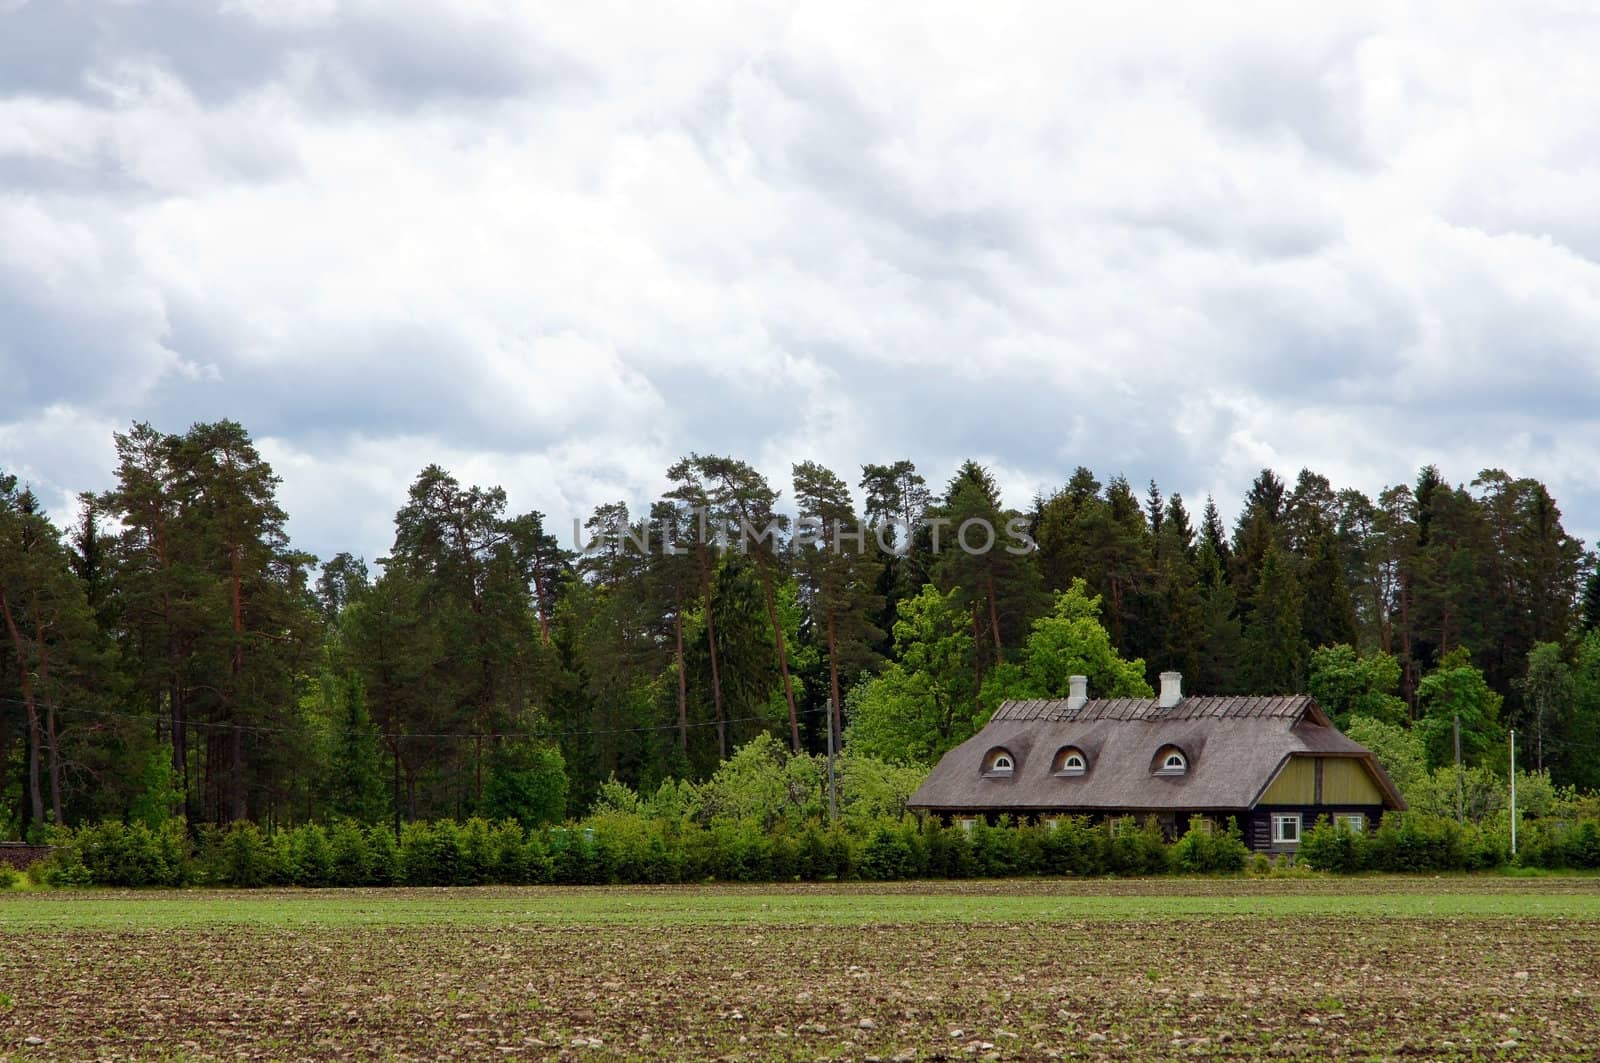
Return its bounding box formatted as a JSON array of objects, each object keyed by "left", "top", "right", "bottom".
[{"left": 3, "top": 1, "right": 1600, "bottom": 566}]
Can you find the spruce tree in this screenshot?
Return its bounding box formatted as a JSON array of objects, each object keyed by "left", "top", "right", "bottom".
[
  {"left": 326, "top": 673, "right": 389, "bottom": 824},
  {"left": 1242, "top": 541, "right": 1308, "bottom": 693}
]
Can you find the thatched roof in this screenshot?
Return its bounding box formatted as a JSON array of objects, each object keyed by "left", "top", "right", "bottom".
[{"left": 906, "top": 693, "right": 1406, "bottom": 814}]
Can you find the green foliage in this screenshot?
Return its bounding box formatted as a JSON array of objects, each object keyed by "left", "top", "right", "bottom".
[
  {"left": 1171, "top": 817, "right": 1249, "bottom": 874},
  {"left": 982, "top": 579, "right": 1153, "bottom": 709},
  {"left": 208, "top": 822, "right": 279, "bottom": 888},
  {"left": 288, "top": 824, "right": 334, "bottom": 887},
  {"left": 1034, "top": 817, "right": 1106, "bottom": 876},
  {"left": 1108, "top": 819, "right": 1172, "bottom": 876},
  {"left": 67, "top": 820, "right": 188, "bottom": 887},
  {"left": 328, "top": 820, "right": 373, "bottom": 886},
  {"left": 1298, "top": 817, "right": 1366, "bottom": 873},
  {"left": 324, "top": 673, "right": 390, "bottom": 825},
  {"left": 1343, "top": 715, "right": 1427, "bottom": 794},
  {"left": 1308, "top": 645, "right": 1407, "bottom": 727},
  {"left": 1242, "top": 541, "right": 1307, "bottom": 693},
  {"left": 837, "top": 752, "right": 926, "bottom": 829},
  {"left": 400, "top": 821, "right": 464, "bottom": 886},
  {"left": 845, "top": 585, "right": 979, "bottom": 764},
  {"left": 126, "top": 749, "right": 185, "bottom": 831},
  {"left": 481, "top": 741, "right": 568, "bottom": 829},
  {"left": 1364, "top": 813, "right": 1507, "bottom": 872},
  {"left": 1416, "top": 648, "right": 1504, "bottom": 769},
  {"left": 365, "top": 824, "right": 401, "bottom": 885},
  {"left": 1303, "top": 812, "right": 1512, "bottom": 874},
  {"left": 1404, "top": 764, "right": 1572, "bottom": 825}
]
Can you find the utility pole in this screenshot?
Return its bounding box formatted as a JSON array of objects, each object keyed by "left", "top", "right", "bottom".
[
  {"left": 1510, "top": 729, "right": 1518, "bottom": 857},
  {"left": 826, "top": 697, "right": 838, "bottom": 826},
  {"left": 1453, "top": 714, "right": 1463, "bottom": 824}
]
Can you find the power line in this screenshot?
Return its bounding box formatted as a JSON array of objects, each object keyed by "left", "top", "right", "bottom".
[{"left": 0, "top": 693, "right": 823, "bottom": 743}]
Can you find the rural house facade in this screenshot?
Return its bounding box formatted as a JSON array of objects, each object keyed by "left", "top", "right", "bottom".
[{"left": 907, "top": 672, "right": 1406, "bottom": 853}]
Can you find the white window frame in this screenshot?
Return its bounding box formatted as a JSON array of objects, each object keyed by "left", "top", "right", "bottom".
[
  {"left": 1272, "top": 813, "right": 1302, "bottom": 845},
  {"left": 984, "top": 749, "right": 1015, "bottom": 776},
  {"left": 1056, "top": 749, "right": 1087, "bottom": 775},
  {"left": 1339, "top": 814, "right": 1366, "bottom": 833},
  {"left": 1155, "top": 750, "right": 1187, "bottom": 775}
]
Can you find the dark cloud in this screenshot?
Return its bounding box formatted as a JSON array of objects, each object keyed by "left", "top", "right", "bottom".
[{"left": 0, "top": 0, "right": 590, "bottom": 110}]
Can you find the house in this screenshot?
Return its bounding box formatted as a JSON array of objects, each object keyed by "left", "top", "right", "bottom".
[{"left": 906, "top": 671, "right": 1406, "bottom": 853}]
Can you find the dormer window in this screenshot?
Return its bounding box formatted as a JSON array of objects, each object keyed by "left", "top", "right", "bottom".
[
  {"left": 1153, "top": 746, "right": 1188, "bottom": 776},
  {"left": 982, "top": 748, "right": 1016, "bottom": 777},
  {"left": 1052, "top": 746, "right": 1088, "bottom": 776}
]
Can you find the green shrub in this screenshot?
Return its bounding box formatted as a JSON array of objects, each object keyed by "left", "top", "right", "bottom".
[
  {"left": 0, "top": 865, "right": 19, "bottom": 889},
  {"left": 401, "top": 821, "right": 463, "bottom": 886},
  {"left": 1171, "top": 817, "right": 1249, "bottom": 874},
  {"left": 329, "top": 820, "right": 373, "bottom": 886},
  {"left": 798, "top": 826, "right": 853, "bottom": 881},
  {"left": 1363, "top": 813, "right": 1508, "bottom": 873},
  {"left": 214, "top": 822, "right": 275, "bottom": 888},
  {"left": 486, "top": 820, "right": 529, "bottom": 884},
  {"left": 365, "top": 824, "right": 401, "bottom": 885},
  {"left": 34, "top": 855, "right": 92, "bottom": 888},
  {"left": 550, "top": 827, "right": 605, "bottom": 884},
  {"left": 1036, "top": 817, "right": 1108, "bottom": 877},
  {"left": 288, "top": 824, "right": 334, "bottom": 887},
  {"left": 458, "top": 818, "right": 494, "bottom": 886},
  {"left": 1299, "top": 817, "right": 1365, "bottom": 873},
  {"left": 858, "top": 827, "right": 917, "bottom": 881},
  {"left": 970, "top": 818, "right": 1035, "bottom": 878},
  {"left": 76, "top": 821, "right": 178, "bottom": 887},
  {"left": 1566, "top": 820, "right": 1600, "bottom": 869},
  {"left": 264, "top": 830, "right": 295, "bottom": 886},
  {"left": 1108, "top": 819, "right": 1171, "bottom": 876}
]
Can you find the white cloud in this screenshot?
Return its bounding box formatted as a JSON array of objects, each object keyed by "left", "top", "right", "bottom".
[{"left": 3, "top": 1, "right": 1600, "bottom": 562}]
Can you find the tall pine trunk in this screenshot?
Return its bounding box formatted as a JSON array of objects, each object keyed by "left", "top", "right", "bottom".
[
  {"left": 826, "top": 606, "right": 843, "bottom": 743},
  {"left": 34, "top": 621, "right": 61, "bottom": 825},
  {"left": 531, "top": 560, "right": 551, "bottom": 645},
  {"left": 228, "top": 541, "right": 247, "bottom": 822},
  {"left": 985, "top": 570, "right": 1004, "bottom": 665},
  {"left": 694, "top": 542, "right": 727, "bottom": 759},
  {"left": 1, "top": 589, "right": 44, "bottom": 825},
  {"left": 674, "top": 584, "right": 688, "bottom": 754}
]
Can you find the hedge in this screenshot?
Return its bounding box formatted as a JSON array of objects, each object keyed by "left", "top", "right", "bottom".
[{"left": 28, "top": 812, "right": 1600, "bottom": 889}]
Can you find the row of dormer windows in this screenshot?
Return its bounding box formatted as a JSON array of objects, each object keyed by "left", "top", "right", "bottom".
[{"left": 981, "top": 745, "right": 1189, "bottom": 778}]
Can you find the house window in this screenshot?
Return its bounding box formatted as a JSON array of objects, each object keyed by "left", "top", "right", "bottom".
[
  {"left": 1339, "top": 814, "right": 1365, "bottom": 833},
  {"left": 1272, "top": 813, "right": 1302, "bottom": 845},
  {"left": 1053, "top": 747, "right": 1087, "bottom": 776},
  {"left": 983, "top": 748, "right": 1015, "bottom": 776},
  {"left": 1153, "top": 747, "right": 1188, "bottom": 775},
  {"left": 958, "top": 817, "right": 977, "bottom": 835}
]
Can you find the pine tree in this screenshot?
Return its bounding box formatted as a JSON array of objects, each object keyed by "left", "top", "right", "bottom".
[{"left": 792, "top": 461, "right": 884, "bottom": 744}]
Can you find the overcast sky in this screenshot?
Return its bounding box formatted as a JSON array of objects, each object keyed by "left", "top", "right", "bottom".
[{"left": 3, "top": 2, "right": 1599, "bottom": 565}]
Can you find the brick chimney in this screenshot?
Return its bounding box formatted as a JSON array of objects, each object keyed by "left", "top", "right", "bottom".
[{"left": 1159, "top": 671, "right": 1183, "bottom": 709}]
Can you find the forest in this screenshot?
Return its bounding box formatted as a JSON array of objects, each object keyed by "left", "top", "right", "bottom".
[{"left": 3, "top": 418, "right": 1599, "bottom": 839}]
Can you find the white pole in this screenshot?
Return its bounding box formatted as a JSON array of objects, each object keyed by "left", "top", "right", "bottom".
[
  {"left": 826, "top": 697, "right": 838, "bottom": 826},
  {"left": 1509, "top": 729, "right": 1517, "bottom": 857}
]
